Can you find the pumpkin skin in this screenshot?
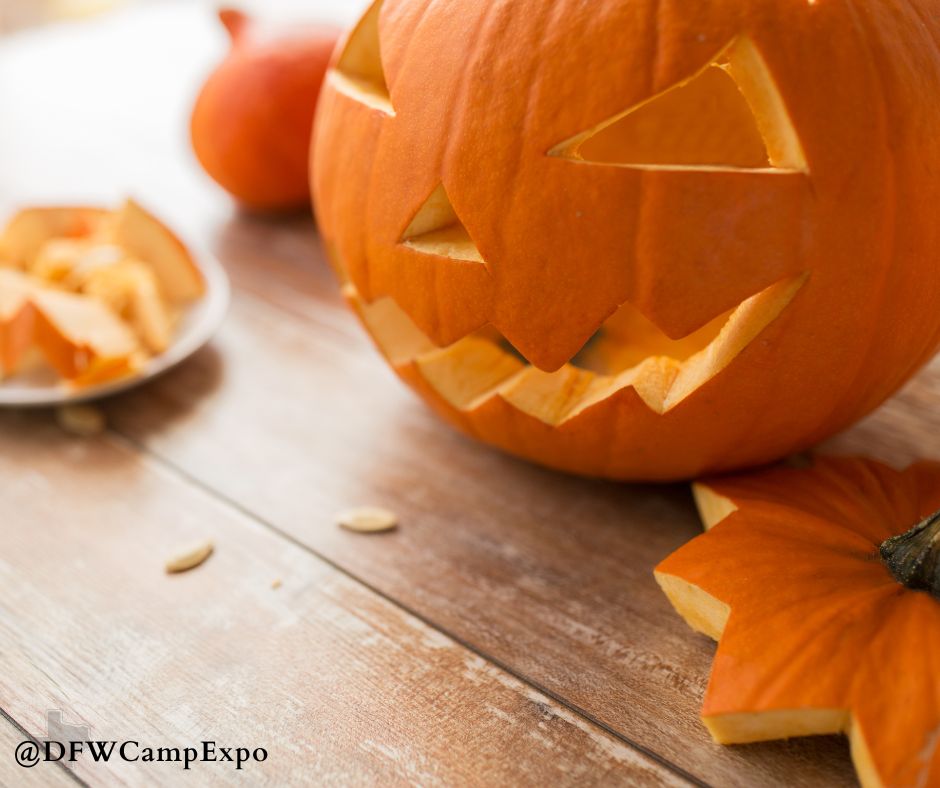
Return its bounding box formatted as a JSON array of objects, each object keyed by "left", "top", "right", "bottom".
[
  {"left": 192, "top": 10, "right": 340, "bottom": 212},
  {"left": 656, "top": 456, "right": 940, "bottom": 788},
  {"left": 312, "top": 0, "right": 940, "bottom": 480}
]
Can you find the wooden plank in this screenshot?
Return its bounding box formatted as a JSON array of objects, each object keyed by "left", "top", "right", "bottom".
[
  {"left": 821, "top": 362, "right": 940, "bottom": 465},
  {"left": 0, "top": 713, "right": 77, "bottom": 787},
  {"left": 0, "top": 412, "right": 684, "bottom": 787}
]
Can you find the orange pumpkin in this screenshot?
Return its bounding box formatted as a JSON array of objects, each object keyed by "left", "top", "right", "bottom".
[
  {"left": 312, "top": 0, "right": 940, "bottom": 480},
  {"left": 192, "top": 10, "right": 339, "bottom": 212},
  {"left": 656, "top": 456, "right": 940, "bottom": 788}
]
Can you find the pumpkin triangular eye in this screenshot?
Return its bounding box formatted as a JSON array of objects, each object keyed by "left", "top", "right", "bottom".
[
  {"left": 551, "top": 37, "right": 807, "bottom": 173},
  {"left": 401, "top": 184, "right": 485, "bottom": 263},
  {"left": 334, "top": 0, "right": 394, "bottom": 115}
]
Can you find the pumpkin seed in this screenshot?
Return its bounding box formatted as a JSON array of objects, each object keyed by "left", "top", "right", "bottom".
[
  {"left": 165, "top": 539, "right": 214, "bottom": 574},
  {"left": 337, "top": 506, "right": 398, "bottom": 533},
  {"left": 56, "top": 404, "right": 106, "bottom": 437}
]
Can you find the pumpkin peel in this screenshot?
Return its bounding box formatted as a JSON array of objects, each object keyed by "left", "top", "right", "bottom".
[
  {"left": 30, "top": 285, "right": 141, "bottom": 381},
  {"left": 0, "top": 269, "right": 140, "bottom": 384},
  {"left": 0, "top": 202, "right": 203, "bottom": 387},
  {"left": 0, "top": 275, "right": 37, "bottom": 377},
  {"left": 0, "top": 207, "right": 110, "bottom": 269},
  {"left": 111, "top": 199, "right": 204, "bottom": 304},
  {"left": 656, "top": 456, "right": 940, "bottom": 788}
]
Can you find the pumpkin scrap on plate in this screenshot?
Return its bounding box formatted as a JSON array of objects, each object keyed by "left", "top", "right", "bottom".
[
  {"left": 0, "top": 200, "right": 204, "bottom": 387},
  {"left": 655, "top": 456, "right": 940, "bottom": 788}
]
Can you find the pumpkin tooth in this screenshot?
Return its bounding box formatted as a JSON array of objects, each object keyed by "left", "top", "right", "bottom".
[
  {"left": 567, "top": 356, "right": 682, "bottom": 418},
  {"left": 348, "top": 287, "right": 435, "bottom": 365},
  {"left": 414, "top": 335, "right": 525, "bottom": 410},
  {"left": 497, "top": 365, "right": 597, "bottom": 426}
]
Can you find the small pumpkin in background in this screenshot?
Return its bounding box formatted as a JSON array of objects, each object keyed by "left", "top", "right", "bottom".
[
  {"left": 656, "top": 456, "right": 940, "bottom": 788},
  {"left": 191, "top": 9, "right": 339, "bottom": 212},
  {"left": 313, "top": 0, "right": 940, "bottom": 480}
]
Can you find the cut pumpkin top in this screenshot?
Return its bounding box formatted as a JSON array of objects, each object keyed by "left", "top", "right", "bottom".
[{"left": 656, "top": 456, "right": 940, "bottom": 788}]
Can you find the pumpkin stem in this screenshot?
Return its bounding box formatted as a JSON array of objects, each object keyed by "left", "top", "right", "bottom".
[
  {"left": 218, "top": 8, "right": 250, "bottom": 43},
  {"left": 880, "top": 509, "right": 940, "bottom": 597}
]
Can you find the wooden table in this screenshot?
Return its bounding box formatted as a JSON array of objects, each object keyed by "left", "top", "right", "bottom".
[{"left": 1, "top": 4, "right": 937, "bottom": 785}]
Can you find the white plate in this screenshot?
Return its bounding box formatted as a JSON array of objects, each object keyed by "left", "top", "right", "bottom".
[{"left": 0, "top": 247, "right": 230, "bottom": 408}]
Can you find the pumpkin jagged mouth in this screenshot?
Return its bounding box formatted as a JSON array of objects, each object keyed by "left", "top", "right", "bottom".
[{"left": 346, "top": 273, "right": 807, "bottom": 425}]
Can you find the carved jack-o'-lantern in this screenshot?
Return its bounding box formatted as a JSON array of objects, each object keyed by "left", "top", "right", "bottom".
[{"left": 312, "top": 0, "right": 940, "bottom": 480}]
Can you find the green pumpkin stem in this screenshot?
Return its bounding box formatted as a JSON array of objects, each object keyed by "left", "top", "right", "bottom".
[{"left": 880, "top": 509, "right": 940, "bottom": 597}]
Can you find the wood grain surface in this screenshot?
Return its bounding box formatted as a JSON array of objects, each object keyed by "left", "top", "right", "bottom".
[
  {"left": 1, "top": 3, "right": 937, "bottom": 786},
  {"left": 0, "top": 414, "right": 681, "bottom": 786},
  {"left": 0, "top": 713, "right": 74, "bottom": 787}
]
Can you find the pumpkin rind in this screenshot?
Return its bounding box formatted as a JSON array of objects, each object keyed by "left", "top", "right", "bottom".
[
  {"left": 656, "top": 456, "right": 940, "bottom": 788},
  {"left": 313, "top": 0, "right": 940, "bottom": 480}
]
